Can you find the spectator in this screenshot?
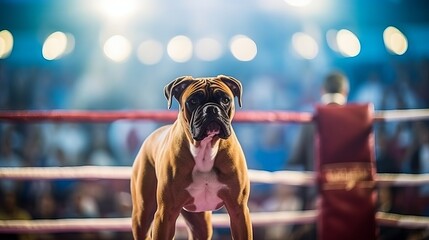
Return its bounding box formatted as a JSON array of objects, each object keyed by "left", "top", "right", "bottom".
[
  {"left": 260, "top": 185, "right": 301, "bottom": 239},
  {"left": 288, "top": 71, "right": 350, "bottom": 174},
  {"left": 353, "top": 71, "right": 383, "bottom": 110},
  {"left": 286, "top": 71, "right": 349, "bottom": 239},
  {"left": 0, "top": 191, "right": 34, "bottom": 240},
  {"left": 408, "top": 122, "right": 429, "bottom": 216},
  {"left": 0, "top": 125, "right": 24, "bottom": 193},
  {"left": 43, "top": 124, "right": 88, "bottom": 166}
]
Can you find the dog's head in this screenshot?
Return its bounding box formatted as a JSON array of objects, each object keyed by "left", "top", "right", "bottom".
[{"left": 164, "top": 75, "right": 242, "bottom": 141}]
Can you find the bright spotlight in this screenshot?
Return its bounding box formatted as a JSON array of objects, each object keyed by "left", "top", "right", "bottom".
[
  {"left": 292, "top": 32, "right": 319, "bottom": 60},
  {"left": 167, "top": 35, "right": 193, "bottom": 63},
  {"left": 326, "top": 29, "right": 339, "bottom": 52},
  {"left": 42, "top": 31, "right": 74, "bottom": 60},
  {"left": 64, "top": 33, "right": 75, "bottom": 55},
  {"left": 0, "top": 30, "right": 13, "bottom": 59},
  {"left": 229, "top": 35, "right": 257, "bottom": 62},
  {"left": 96, "top": 0, "right": 139, "bottom": 20},
  {"left": 195, "top": 38, "right": 223, "bottom": 61},
  {"left": 336, "top": 29, "right": 361, "bottom": 57},
  {"left": 137, "top": 40, "right": 163, "bottom": 65},
  {"left": 103, "top": 35, "right": 132, "bottom": 62},
  {"left": 383, "top": 26, "right": 408, "bottom": 55},
  {"left": 284, "top": 0, "right": 313, "bottom": 7}
]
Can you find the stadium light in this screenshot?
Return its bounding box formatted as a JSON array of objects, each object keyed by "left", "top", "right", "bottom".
[
  {"left": 383, "top": 26, "right": 408, "bottom": 55},
  {"left": 103, "top": 35, "right": 132, "bottom": 62},
  {"left": 284, "top": 0, "right": 313, "bottom": 7},
  {"left": 230, "top": 35, "right": 257, "bottom": 62},
  {"left": 195, "top": 37, "right": 223, "bottom": 61},
  {"left": 336, "top": 29, "right": 361, "bottom": 57},
  {"left": 42, "top": 31, "right": 74, "bottom": 60},
  {"left": 167, "top": 35, "right": 193, "bottom": 63},
  {"left": 0, "top": 30, "right": 14, "bottom": 59},
  {"left": 95, "top": 0, "right": 139, "bottom": 21},
  {"left": 137, "top": 40, "right": 164, "bottom": 65},
  {"left": 326, "top": 29, "right": 339, "bottom": 53},
  {"left": 292, "top": 32, "right": 319, "bottom": 60}
]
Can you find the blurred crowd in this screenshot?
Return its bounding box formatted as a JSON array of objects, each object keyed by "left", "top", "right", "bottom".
[{"left": 0, "top": 57, "right": 429, "bottom": 239}]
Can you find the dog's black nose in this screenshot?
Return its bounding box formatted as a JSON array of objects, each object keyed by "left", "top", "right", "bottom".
[{"left": 203, "top": 105, "right": 220, "bottom": 116}]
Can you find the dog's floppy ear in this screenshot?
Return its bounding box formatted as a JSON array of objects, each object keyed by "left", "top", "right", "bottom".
[
  {"left": 218, "top": 75, "right": 243, "bottom": 107},
  {"left": 164, "top": 76, "right": 194, "bottom": 109}
]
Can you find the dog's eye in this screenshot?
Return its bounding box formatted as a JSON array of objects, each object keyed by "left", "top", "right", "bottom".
[
  {"left": 220, "top": 97, "right": 230, "bottom": 105},
  {"left": 189, "top": 98, "right": 199, "bottom": 105},
  {"left": 187, "top": 97, "right": 200, "bottom": 108}
]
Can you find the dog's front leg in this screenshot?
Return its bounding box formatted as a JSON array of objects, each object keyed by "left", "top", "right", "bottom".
[
  {"left": 151, "top": 204, "right": 181, "bottom": 240},
  {"left": 228, "top": 203, "right": 252, "bottom": 240},
  {"left": 151, "top": 178, "right": 188, "bottom": 240},
  {"left": 220, "top": 189, "right": 253, "bottom": 240}
]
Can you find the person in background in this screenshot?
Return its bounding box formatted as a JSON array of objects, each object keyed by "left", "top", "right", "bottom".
[
  {"left": 0, "top": 191, "right": 34, "bottom": 240},
  {"left": 286, "top": 71, "right": 349, "bottom": 240},
  {"left": 288, "top": 71, "right": 350, "bottom": 178},
  {"left": 408, "top": 122, "right": 429, "bottom": 216}
]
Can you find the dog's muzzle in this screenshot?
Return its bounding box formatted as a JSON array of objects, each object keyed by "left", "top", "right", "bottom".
[{"left": 190, "top": 103, "right": 231, "bottom": 141}]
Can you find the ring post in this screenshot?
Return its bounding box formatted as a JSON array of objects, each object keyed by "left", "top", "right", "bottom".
[{"left": 315, "top": 104, "right": 378, "bottom": 240}]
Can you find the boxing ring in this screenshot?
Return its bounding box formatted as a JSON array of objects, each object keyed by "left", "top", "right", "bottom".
[{"left": 1, "top": 107, "right": 429, "bottom": 238}]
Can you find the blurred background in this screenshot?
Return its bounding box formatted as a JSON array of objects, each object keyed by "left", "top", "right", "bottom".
[{"left": 1, "top": 0, "right": 429, "bottom": 239}]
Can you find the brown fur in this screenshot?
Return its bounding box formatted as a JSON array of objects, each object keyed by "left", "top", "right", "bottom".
[{"left": 131, "top": 76, "right": 252, "bottom": 240}]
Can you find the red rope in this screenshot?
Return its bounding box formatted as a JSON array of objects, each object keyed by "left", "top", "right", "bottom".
[
  {"left": 0, "top": 110, "right": 313, "bottom": 123},
  {"left": 0, "top": 110, "right": 178, "bottom": 123},
  {"left": 1, "top": 109, "right": 428, "bottom": 123}
]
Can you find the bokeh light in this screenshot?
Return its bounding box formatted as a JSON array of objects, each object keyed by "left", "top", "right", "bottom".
[
  {"left": 64, "top": 33, "right": 75, "bottom": 55},
  {"left": 42, "top": 31, "right": 74, "bottom": 60},
  {"left": 167, "top": 35, "right": 193, "bottom": 63},
  {"left": 0, "top": 3, "right": 429, "bottom": 237},
  {"left": 137, "top": 40, "right": 164, "bottom": 65},
  {"left": 103, "top": 35, "right": 132, "bottom": 62},
  {"left": 0, "top": 30, "right": 13, "bottom": 59},
  {"left": 95, "top": 0, "right": 139, "bottom": 20},
  {"left": 336, "top": 29, "right": 361, "bottom": 57},
  {"left": 292, "top": 32, "right": 319, "bottom": 59},
  {"left": 195, "top": 37, "right": 223, "bottom": 61},
  {"left": 229, "top": 35, "right": 257, "bottom": 62},
  {"left": 326, "top": 29, "right": 339, "bottom": 53},
  {"left": 383, "top": 26, "right": 408, "bottom": 55},
  {"left": 284, "top": 0, "right": 313, "bottom": 7}
]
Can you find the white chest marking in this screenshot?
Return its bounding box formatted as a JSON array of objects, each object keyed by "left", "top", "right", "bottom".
[
  {"left": 184, "top": 170, "right": 226, "bottom": 212},
  {"left": 185, "top": 133, "right": 226, "bottom": 212},
  {"left": 189, "top": 133, "right": 219, "bottom": 172}
]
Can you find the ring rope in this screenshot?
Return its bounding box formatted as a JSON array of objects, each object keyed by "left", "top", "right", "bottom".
[
  {"left": 376, "top": 212, "right": 429, "bottom": 229},
  {"left": 0, "top": 108, "right": 428, "bottom": 123},
  {"left": 0, "top": 110, "right": 313, "bottom": 123},
  {"left": 373, "top": 108, "right": 429, "bottom": 122},
  {"left": 0, "top": 211, "right": 427, "bottom": 233},
  {"left": 1, "top": 108, "right": 429, "bottom": 233},
  {"left": 1, "top": 167, "right": 429, "bottom": 187},
  {"left": 0, "top": 211, "right": 317, "bottom": 233}
]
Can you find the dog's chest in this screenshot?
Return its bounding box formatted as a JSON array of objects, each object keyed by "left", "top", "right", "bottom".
[
  {"left": 184, "top": 169, "right": 226, "bottom": 212},
  {"left": 184, "top": 138, "right": 226, "bottom": 212}
]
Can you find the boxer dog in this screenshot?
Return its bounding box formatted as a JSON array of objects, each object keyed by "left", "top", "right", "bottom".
[{"left": 131, "top": 75, "right": 252, "bottom": 240}]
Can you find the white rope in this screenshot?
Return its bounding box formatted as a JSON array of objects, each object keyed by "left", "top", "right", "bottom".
[
  {"left": 0, "top": 167, "right": 428, "bottom": 232},
  {"left": 376, "top": 212, "right": 429, "bottom": 229},
  {"left": 0, "top": 211, "right": 317, "bottom": 233},
  {"left": 374, "top": 108, "right": 429, "bottom": 122},
  {"left": 377, "top": 173, "right": 429, "bottom": 186},
  {"left": 1, "top": 167, "right": 429, "bottom": 187},
  {"left": 0, "top": 218, "right": 131, "bottom": 233},
  {"left": 248, "top": 169, "right": 315, "bottom": 186},
  {"left": 0, "top": 166, "right": 131, "bottom": 180},
  {"left": 0, "top": 211, "right": 427, "bottom": 233}
]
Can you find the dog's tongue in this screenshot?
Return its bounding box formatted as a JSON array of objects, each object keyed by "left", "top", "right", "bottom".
[{"left": 206, "top": 122, "right": 220, "bottom": 136}]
